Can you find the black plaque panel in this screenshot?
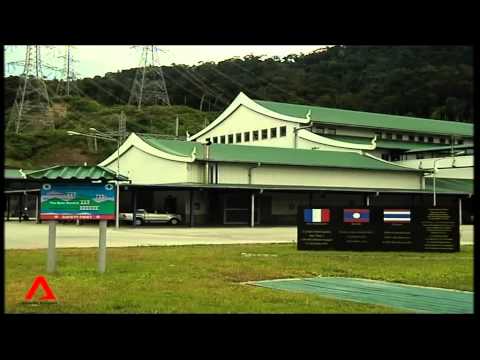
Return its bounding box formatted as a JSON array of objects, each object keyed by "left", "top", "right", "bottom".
[
  {"left": 416, "top": 207, "right": 460, "bottom": 252},
  {"left": 297, "top": 206, "right": 459, "bottom": 252}
]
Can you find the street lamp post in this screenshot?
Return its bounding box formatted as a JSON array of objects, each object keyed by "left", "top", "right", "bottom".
[{"left": 67, "top": 129, "right": 122, "bottom": 229}]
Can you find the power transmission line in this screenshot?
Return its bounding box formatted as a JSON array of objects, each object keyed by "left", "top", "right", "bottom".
[
  {"left": 129, "top": 46, "right": 170, "bottom": 109},
  {"left": 228, "top": 58, "right": 313, "bottom": 104}
]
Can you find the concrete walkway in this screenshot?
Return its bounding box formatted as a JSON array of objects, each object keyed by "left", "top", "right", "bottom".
[
  {"left": 4, "top": 222, "right": 473, "bottom": 250},
  {"left": 4, "top": 222, "right": 297, "bottom": 249}
]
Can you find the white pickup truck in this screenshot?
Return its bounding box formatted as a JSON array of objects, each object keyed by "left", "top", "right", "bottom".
[{"left": 120, "top": 209, "right": 182, "bottom": 225}]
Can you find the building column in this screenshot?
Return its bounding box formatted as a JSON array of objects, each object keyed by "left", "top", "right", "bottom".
[
  {"left": 366, "top": 194, "right": 370, "bottom": 206},
  {"left": 6, "top": 195, "right": 10, "bottom": 221},
  {"left": 459, "top": 197, "right": 462, "bottom": 226},
  {"left": 250, "top": 192, "right": 255, "bottom": 228},
  {"left": 35, "top": 192, "right": 40, "bottom": 223},
  {"left": 189, "top": 190, "right": 194, "bottom": 227},
  {"left": 132, "top": 189, "right": 137, "bottom": 227},
  {"left": 19, "top": 194, "right": 23, "bottom": 222},
  {"left": 308, "top": 192, "right": 313, "bottom": 208}
]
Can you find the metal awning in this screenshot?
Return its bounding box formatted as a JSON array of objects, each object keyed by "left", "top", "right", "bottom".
[{"left": 120, "top": 182, "right": 472, "bottom": 195}]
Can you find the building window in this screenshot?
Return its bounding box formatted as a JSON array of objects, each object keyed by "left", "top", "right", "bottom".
[
  {"left": 206, "top": 138, "right": 210, "bottom": 144},
  {"left": 261, "top": 129, "right": 268, "bottom": 140},
  {"left": 315, "top": 127, "right": 325, "bottom": 134},
  {"left": 244, "top": 132, "right": 250, "bottom": 142},
  {"left": 439, "top": 138, "right": 446, "bottom": 144},
  {"left": 228, "top": 134, "right": 234, "bottom": 144},
  {"left": 416, "top": 154, "right": 424, "bottom": 159},
  {"left": 386, "top": 133, "right": 393, "bottom": 140},
  {"left": 391, "top": 153, "right": 400, "bottom": 161},
  {"left": 428, "top": 136, "right": 434, "bottom": 143},
  {"left": 419, "top": 136, "right": 425, "bottom": 142},
  {"left": 212, "top": 137, "right": 218, "bottom": 143},
  {"left": 270, "top": 127, "right": 277, "bottom": 138},
  {"left": 381, "top": 154, "right": 390, "bottom": 161},
  {"left": 408, "top": 135, "right": 415, "bottom": 141},
  {"left": 220, "top": 135, "right": 226, "bottom": 144},
  {"left": 280, "top": 126, "right": 287, "bottom": 137},
  {"left": 253, "top": 130, "right": 259, "bottom": 141},
  {"left": 236, "top": 133, "right": 242, "bottom": 143},
  {"left": 458, "top": 139, "right": 464, "bottom": 145}
]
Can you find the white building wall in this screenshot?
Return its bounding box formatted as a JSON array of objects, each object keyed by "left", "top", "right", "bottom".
[
  {"left": 334, "top": 127, "right": 376, "bottom": 137},
  {"left": 217, "top": 163, "right": 251, "bottom": 184},
  {"left": 297, "top": 137, "right": 360, "bottom": 152},
  {"left": 252, "top": 165, "right": 421, "bottom": 189},
  {"left": 395, "top": 155, "right": 474, "bottom": 179},
  {"left": 195, "top": 105, "right": 300, "bottom": 148},
  {"left": 205, "top": 162, "right": 421, "bottom": 190},
  {"left": 105, "top": 146, "right": 189, "bottom": 184}
]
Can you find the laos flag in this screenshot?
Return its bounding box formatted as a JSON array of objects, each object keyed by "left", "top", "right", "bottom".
[
  {"left": 344, "top": 209, "right": 370, "bottom": 223},
  {"left": 304, "top": 208, "right": 330, "bottom": 223}
]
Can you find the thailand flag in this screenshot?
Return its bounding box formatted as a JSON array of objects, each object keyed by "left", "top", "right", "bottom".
[
  {"left": 344, "top": 209, "right": 369, "bottom": 223},
  {"left": 304, "top": 208, "right": 330, "bottom": 223},
  {"left": 384, "top": 209, "right": 411, "bottom": 223}
]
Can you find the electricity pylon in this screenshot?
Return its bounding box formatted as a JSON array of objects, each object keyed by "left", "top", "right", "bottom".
[
  {"left": 7, "top": 45, "right": 55, "bottom": 134},
  {"left": 56, "top": 45, "right": 79, "bottom": 97},
  {"left": 129, "top": 45, "right": 170, "bottom": 109}
]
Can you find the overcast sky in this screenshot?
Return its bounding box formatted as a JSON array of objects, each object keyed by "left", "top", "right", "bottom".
[{"left": 4, "top": 45, "right": 329, "bottom": 79}]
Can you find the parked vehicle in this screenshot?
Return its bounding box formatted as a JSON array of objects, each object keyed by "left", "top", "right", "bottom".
[{"left": 120, "top": 209, "right": 182, "bottom": 226}]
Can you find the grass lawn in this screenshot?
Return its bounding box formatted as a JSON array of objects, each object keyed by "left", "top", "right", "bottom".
[{"left": 5, "top": 244, "right": 473, "bottom": 313}]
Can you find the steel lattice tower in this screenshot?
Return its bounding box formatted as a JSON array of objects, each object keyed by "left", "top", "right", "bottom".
[
  {"left": 129, "top": 45, "right": 170, "bottom": 109},
  {"left": 7, "top": 45, "right": 54, "bottom": 134},
  {"left": 56, "top": 45, "right": 79, "bottom": 97}
]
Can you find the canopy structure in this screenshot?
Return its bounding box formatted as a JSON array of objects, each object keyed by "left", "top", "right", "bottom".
[{"left": 26, "top": 165, "right": 129, "bottom": 182}]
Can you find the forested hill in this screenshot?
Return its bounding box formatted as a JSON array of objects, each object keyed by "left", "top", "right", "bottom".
[{"left": 4, "top": 45, "right": 473, "bottom": 122}]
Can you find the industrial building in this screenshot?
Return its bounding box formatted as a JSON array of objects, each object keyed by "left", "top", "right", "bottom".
[
  {"left": 97, "top": 93, "right": 474, "bottom": 226},
  {"left": 5, "top": 92, "right": 474, "bottom": 226}
]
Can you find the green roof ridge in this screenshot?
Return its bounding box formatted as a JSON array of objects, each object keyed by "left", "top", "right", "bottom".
[
  {"left": 139, "top": 136, "right": 423, "bottom": 172},
  {"left": 254, "top": 99, "right": 473, "bottom": 137}
]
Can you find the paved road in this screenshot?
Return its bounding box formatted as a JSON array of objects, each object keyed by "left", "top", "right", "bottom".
[
  {"left": 4, "top": 222, "right": 297, "bottom": 249},
  {"left": 4, "top": 222, "right": 473, "bottom": 249}
]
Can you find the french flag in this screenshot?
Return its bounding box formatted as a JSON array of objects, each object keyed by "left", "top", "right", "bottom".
[
  {"left": 304, "top": 208, "right": 330, "bottom": 223},
  {"left": 384, "top": 209, "right": 411, "bottom": 223},
  {"left": 344, "top": 209, "right": 370, "bottom": 223}
]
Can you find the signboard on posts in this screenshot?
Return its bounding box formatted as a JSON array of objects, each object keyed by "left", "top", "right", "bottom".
[{"left": 40, "top": 183, "right": 116, "bottom": 220}]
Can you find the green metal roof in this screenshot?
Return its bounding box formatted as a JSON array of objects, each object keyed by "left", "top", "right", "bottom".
[
  {"left": 138, "top": 135, "right": 423, "bottom": 172},
  {"left": 322, "top": 135, "right": 445, "bottom": 151},
  {"left": 4, "top": 169, "right": 34, "bottom": 179},
  {"left": 26, "top": 165, "right": 129, "bottom": 181},
  {"left": 405, "top": 144, "right": 473, "bottom": 154},
  {"left": 254, "top": 99, "right": 473, "bottom": 137},
  {"left": 424, "top": 178, "right": 473, "bottom": 194}
]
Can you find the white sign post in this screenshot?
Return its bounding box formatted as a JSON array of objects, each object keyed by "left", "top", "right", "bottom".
[
  {"left": 98, "top": 220, "right": 107, "bottom": 273},
  {"left": 47, "top": 220, "right": 57, "bottom": 273}
]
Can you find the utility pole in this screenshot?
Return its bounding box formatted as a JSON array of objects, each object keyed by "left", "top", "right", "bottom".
[
  {"left": 175, "top": 115, "right": 179, "bottom": 137},
  {"left": 118, "top": 111, "right": 127, "bottom": 142},
  {"left": 8, "top": 45, "right": 54, "bottom": 134},
  {"left": 129, "top": 45, "right": 170, "bottom": 110}
]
